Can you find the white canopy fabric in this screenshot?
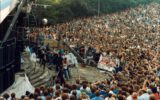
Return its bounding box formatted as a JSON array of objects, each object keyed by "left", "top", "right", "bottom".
[
  {"left": 0, "top": 74, "right": 35, "bottom": 98},
  {"left": 0, "top": 0, "right": 19, "bottom": 23}
]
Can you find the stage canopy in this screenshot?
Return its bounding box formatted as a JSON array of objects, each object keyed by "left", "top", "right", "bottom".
[{"left": 0, "top": 0, "right": 19, "bottom": 23}]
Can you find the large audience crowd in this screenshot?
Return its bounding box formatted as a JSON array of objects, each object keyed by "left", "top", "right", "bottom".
[{"left": 1, "top": 2, "right": 160, "bottom": 100}]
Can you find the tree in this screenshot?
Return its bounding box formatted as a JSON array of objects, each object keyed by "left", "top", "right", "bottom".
[{"left": 32, "top": 0, "right": 158, "bottom": 24}]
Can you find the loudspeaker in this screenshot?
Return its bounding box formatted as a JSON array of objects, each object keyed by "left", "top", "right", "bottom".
[
  {"left": 0, "top": 47, "right": 4, "bottom": 70},
  {"left": 12, "top": 43, "right": 16, "bottom": 62},
  {"left": 3, "top": 68, "right": 11, "bottom": 90},
  {"left": 10, "top": 65, "right": 15, "bottom": 85},
  {"left": 14, "top": 41, "right": 21, "bottom": 72},
  {"left": 11, "top": 43, "right": 16, "bottom": 62},
  {"left": 3, "top": 46, "right": 8, "bottom": 67},
  {"left": 7, "top": 44, "right": 11, "bottom": 64},
  {"left": 0, "top": 71, "right": 4, "bottom": 93}
]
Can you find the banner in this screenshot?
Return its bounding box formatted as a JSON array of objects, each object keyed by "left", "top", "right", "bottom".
[
  {"left": 97, "top": 55, "right": 116, "bottom": 72},
  {"left": 0, "top": 0, "right": 19, "bottom": 23}
]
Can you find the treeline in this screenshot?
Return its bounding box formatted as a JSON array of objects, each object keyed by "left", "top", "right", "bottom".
[{"left": 33, "top": 0, "right": 159, "bottom": 24}]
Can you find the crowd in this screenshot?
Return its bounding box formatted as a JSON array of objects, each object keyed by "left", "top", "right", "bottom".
[
  {"left": 0, "top": 78, "right": 159, "bottom": 100},
  {"left": 2, "top": 2, "right": 160, "bottom": 100},
  {"left": 51, "top": 2, "right": 160, "bottom": 92}
]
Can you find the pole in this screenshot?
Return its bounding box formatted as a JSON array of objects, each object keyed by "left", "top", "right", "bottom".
[{"left": 98, "top": 0, "right": 100, "bottom": 16}]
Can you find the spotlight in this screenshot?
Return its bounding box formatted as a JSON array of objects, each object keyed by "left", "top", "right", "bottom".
[{"left": 42, "top": 18, "right": 48, "bottom": 25}]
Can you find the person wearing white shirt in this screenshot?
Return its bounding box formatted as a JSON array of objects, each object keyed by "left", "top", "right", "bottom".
[{"left": 138, "top": 90, "right": 149, "bottom": 100}]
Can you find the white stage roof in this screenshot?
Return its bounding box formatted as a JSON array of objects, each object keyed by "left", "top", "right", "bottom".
[{"left": 0, "top": 0, "right": 19, "bottom": 23}]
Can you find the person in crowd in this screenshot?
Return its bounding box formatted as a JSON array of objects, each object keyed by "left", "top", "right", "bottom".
[
  {"left": 11, "top": 93, "right": 17, "bottom": 100},
  {"left": 61, "top": 93, "right": 69, "bottom": 100},
  {"left": 70, "top": 94, "right": 77, "bottom": 100},
  {"left": 132, "top": 92, "right": 139, "bottom": 100},
  {"left": 150, "top": 94, "right": 156, "bottom": 100},
  {"left": 2, "top": 93, "right": 9, "bottom": 100},
  {"left": 138, "top": 89, "right": 150, "bottom": 100},
  {"left": 91, "top": 90, "right": 104, "bottom": 100},
  {"left": 151, "top": 87, "right": 159, "bottom": 100},
  {"left": 0, "top": 97, "right": 5, "bottom": 100},
  {"left": 79, "top": 92, "right": 90, "bottom": 100},
  {"left": 71, "top": 84, "right": 81, "bottom": 99}
]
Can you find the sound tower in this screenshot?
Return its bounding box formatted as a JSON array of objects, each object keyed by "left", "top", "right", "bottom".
[{"left": 0, "top": 47, "right": 4, "bottom": 70}]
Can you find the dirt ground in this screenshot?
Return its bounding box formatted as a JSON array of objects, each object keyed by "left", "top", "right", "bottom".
[{"left": 48, "top": 65, "right": 112, "bottom": 84}]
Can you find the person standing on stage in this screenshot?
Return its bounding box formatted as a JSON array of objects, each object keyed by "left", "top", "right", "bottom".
[
  {"left": 63, "top": 57, "right": 70, "bottom": 80},
  {"left": 55, "top": 52, "right": 63, "bottom": 72},
  {"left": 40, "top": 49, "right": 47, "bottom": 71},
  {"left": 57, "top": 65, "right": 65, "bottom": 85}
]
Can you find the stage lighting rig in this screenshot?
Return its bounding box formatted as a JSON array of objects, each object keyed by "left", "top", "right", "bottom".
[{"left": 21, "top": 0, "right": 52, "bottom": 13}]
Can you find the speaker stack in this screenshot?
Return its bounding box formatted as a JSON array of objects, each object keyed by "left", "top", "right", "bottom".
[{"left": 0, "top": 40, "right": 16, "bottom": 94}]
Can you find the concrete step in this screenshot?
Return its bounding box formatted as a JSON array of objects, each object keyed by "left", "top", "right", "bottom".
[
  {"left": 26, "top": 64, "right": 41, "bottom": 75},
  {"left": 30, "top": 75, "right": 51, "bottom": 85},
  {"left": 33, "top": 79, "right": 50, "bottom": 88},
  {"left": 26, "top": 67, "right": 37, "bottom": 75},
  {"left": 28, "top": 70, "right": 44, "bottom": 81},
  {"left": 30, "top": 71, "right": 48, "bottom": 83},
  {"left": 21, "top": 52, "right": 54, "bottom": 88}
]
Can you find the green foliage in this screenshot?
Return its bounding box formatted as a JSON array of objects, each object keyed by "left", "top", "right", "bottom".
[{"left": 33, "top": 0, "right": 159, "bottom": 24}]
